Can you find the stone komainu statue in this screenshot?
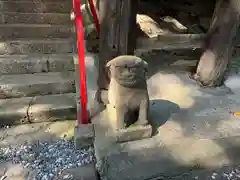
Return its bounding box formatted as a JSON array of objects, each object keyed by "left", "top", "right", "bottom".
[{"left": 106, "top": 55, "right": 150, "bottom": 130}]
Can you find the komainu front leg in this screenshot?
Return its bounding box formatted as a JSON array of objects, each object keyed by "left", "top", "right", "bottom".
[
  {"left": 135, "top": 99, "right": 149, "bottom": 126},
  {"left": 115, "top": 106, "right": 128, "bottom": 130}
]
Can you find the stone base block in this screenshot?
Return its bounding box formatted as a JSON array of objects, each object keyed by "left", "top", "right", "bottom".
[
  {"left": 106, "top": 104, "right": 152, "bottom": 142},
  {"left": 74, "top": 124, "right": 94, "bottom": 149},
  {"left": 116, "top": 125, "right": 152, "bottom": 143}
]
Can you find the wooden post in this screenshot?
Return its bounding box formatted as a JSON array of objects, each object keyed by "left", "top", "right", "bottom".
[
  {"left": 97, "top": 0, "right": 138, "bottom": 91},
  {"left": 191, "top": 0, "right": 240, "bottom": 87}
]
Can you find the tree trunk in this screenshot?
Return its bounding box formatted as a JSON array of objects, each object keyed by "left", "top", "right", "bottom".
[{"left": 191, "top": 0, "right": 240, "bottom": 87}]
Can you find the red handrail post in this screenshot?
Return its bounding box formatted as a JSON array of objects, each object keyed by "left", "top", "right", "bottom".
[
  {"left": 88, "top": 0, "right": 100, "bottom": 35},
  {"left": 72, "top": 0, "right": 88, "bottom": 125}
]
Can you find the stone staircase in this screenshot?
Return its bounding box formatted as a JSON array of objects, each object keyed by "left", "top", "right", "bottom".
[{"left": 0, "top": 0, "right": 77, "bottom": 126}]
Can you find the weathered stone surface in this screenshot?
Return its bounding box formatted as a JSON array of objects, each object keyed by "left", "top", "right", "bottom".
[
  {"left": 0, "top": 1, "right": 72, "bottom": 13},
  {"left": 0, "top": 12, "right": 71, "bottom": 25},
  {"left": 116, "top": 125, "right": 152, "bottom": 143},
  {"left": 97, "top": 136, "right": 240, "bottom": 180},
  {"left": 0, "top": 93, "right": 76, "bottom": 126},
  {"left": 0, "top": 39, "right": 73, "bottom": 55},
  {"left": 0, "top": 55, "right": 48, "bottom": 75},
  {"left": 0, "top": 96, "right": 31, "bottom": 125},
  {"left": 105, "top": 104, "right": 152, "bottom": 143},
  {"left": 1, "top": 163, "right": 30, "bottom": 180},
  {"left": 0, "top": 24, "right": 73, "bottom": 39},
  {"left": 94, "top": 108, "right": 240, "bottom": 180},
  {"left": 0, "top": 54, "right": 74, "bottom": 74},
  {"left": 0, "top": 72, "right": 75, "bottom": 98},
  {"left": 28, "top": 93, "right": 76, "bottom": 123},
  {"left": 47, "top": 54, "right": 75, "bottom": 72},
  {"left": 4, "top": 164, "right": 29, "bottom": 178},
  {"left": 58, "top": 163, "right": 98, "bottom": 180},
  {"left": 0, "top": 120, "right": 76, "bottom": 147},
  {"left": 74, "top": 124, "right": 94, "bottom": 149}
]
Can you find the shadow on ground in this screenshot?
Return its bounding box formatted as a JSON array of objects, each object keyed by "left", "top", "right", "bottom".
[{"left": 149, "top": 99, "right": 180, "bottom": 135}]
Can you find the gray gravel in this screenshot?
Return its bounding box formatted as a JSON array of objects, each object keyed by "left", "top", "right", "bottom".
[{"left": 0, "top": 139, "right": 95, "bottom": 180}]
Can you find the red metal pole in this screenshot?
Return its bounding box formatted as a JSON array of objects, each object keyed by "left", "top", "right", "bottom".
[
  {"left": 72, "top": 0, "right": 88, "bottom": 124},
  {"left": 88, "top": 0, "right": 100, "bottom": 35}
]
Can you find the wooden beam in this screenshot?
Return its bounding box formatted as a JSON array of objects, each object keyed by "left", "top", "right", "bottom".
[{"left": 136, "top": 33, "right": 205, "bottom": 52}]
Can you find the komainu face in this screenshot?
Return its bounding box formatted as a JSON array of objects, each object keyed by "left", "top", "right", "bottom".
[
  {"left": 111, "top": 65, "right": 146, "bottom": 87},
  {"left": 107, "top": 55, "right": 148, "bottom": 88}
]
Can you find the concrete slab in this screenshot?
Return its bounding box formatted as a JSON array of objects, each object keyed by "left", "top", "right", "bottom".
[
  {"left": 93, "top": 50, "right": 240, "bottom": 180},
  {"left": 94, "top": 103, "right": 240, "bottom": 180},
  {"left": 95, "top": 133, "right": 240, "bottom": 180},
  {"left": 0, "top": 72, "right": 75, "bottom": 98}
]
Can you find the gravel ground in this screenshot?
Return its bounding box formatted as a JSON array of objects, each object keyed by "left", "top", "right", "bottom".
[{"left": 0, "top": 139, "right": 95, "bottom": 180}]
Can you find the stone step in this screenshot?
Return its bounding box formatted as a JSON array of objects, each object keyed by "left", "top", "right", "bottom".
[
  {"left": 0, "top": 24, "right": 73, "bottom": 39},
  {"left": 0, "top": 12, "right": 71, "bottom": 25},
  {"left": 0, "top": 54, "right": 74, "bottom": 75},
  {"left": 0, "top": 1, "right": 72, "bottom": 13},
  {"left": 0, "top": 72, "right": 75, "bottom": 99},
  {"left": 0, "top": 93, "right": 76, "bottom": 126},
  {"left": 0, "top": 39, "right": 73, "bottom": 55}
]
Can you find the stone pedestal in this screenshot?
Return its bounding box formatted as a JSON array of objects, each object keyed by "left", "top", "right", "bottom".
[
  {"left": 105, "top": 104, "right": 152, "bottom": 143},
  {"left": 74, "top": 124, "right": 94, "bottom": 149}
]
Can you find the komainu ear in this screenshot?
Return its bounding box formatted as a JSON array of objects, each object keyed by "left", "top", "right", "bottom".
[{"left": 106, "top": 60, "right": 112, "bottom": 68}]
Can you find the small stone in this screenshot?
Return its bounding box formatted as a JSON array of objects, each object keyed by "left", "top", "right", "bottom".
[
  {"left": 63, "top": 174, "right": 73, "bottom": 180},
  {"left": 5, "top": 164, "right": 26, "bottom": 177}
]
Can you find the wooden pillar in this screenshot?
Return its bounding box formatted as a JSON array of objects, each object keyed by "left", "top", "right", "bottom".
[{"left": 97, "top": 0, "right": 138, "bottom": 91}]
